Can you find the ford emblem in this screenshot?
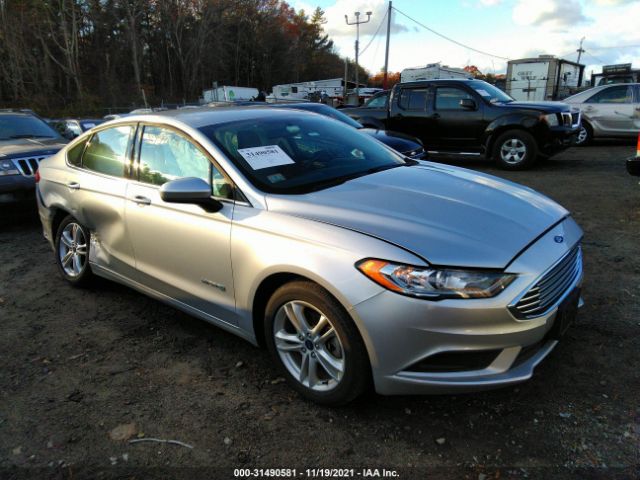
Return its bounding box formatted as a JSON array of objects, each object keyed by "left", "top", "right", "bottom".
[{"left": 554, "top": 235, "right": 564, "bottom": 243}]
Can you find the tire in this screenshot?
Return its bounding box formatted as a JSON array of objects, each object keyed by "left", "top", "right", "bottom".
[
  {"left": 493, "top": 130, "right": 538, "bottom": 170},
  {"left": 264, "top": 281, "right": 370, "bottom": 406},
  {"left": 575, "top": 122, "right": 593, "bottom": 146},
  {"left": 54, "top": 215, "right": 93, "bottom": 287}
]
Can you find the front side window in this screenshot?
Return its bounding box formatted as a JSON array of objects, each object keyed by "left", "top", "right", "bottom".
[
  {"left": 199, "top": 112, "right": 405, "bottom": 194},
  {"left": 586, "top": 86, "right": 633, "bottom": 104},
  {"left": 82, "top": 125, "right": 133, "bottom": 177},
  {"left": 138, "top": 126, "right": 233, "bottom": 199},
  {"left": 435, "top": 87, "right": 474, "bottom": 110},
  {"left": 365, "top": 92, "right": 388, "bottom": 108},
  {"left": 398, "top": 88, "right": 428, "bottom": 111}
]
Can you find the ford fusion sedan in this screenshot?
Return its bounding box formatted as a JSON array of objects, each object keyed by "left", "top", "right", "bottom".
[{"left": 36, "top": 108, "right": 584, "bottom": 405}]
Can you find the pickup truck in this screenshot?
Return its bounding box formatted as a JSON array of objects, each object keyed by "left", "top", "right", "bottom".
[{"left": 340, "top": 79, "right": 581, "bottom": 169}]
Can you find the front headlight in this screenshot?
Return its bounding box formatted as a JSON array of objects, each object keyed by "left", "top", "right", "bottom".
[
  {"left": 543, "top": 113, "right": 559, "bottom": 127},
  {"left": 0, "top": 161, "right": 20, "bottom": 176},
  {"left": 356, "top": 259, "right": 516, "bottom": 299}
]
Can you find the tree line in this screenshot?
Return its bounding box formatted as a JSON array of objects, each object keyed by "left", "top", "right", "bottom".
[{"left": 0, "top": 0, "right": 369, "bottom": 116}]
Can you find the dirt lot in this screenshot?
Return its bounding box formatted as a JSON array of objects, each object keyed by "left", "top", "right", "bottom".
[{"left": 1, "top": 143, "right": 638, "bottom": 480}]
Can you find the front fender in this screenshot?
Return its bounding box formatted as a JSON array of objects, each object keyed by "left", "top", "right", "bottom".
[{"left": 483, "top": 113, "right": 544, "bottom": 153}]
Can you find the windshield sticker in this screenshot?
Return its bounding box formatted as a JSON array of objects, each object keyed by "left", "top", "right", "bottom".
[
  {"left": 267, "top": 173, "right": 286, "bottom": 183},
  {"left": 475, "top": 89, "right": 491, "bottom": 97},
  {"left": 83, "top": 123, "right": 96, "bottom": 128},
  {"left": 238, "top": 145, "right": 295, "bottom": 170}
]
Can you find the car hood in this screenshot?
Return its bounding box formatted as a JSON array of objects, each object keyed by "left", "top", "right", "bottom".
[
  {"left": 266, "top": 163, "right": 568, "bottom": 269},
  {"left": 0, "top": 137, "right": 67, "bottom": 159},
  {"left": 361, "top": 128, "right": 422, "bottom": 153},
  {"left": 500, "top": 101, "right": 570, "bottom": 114}
]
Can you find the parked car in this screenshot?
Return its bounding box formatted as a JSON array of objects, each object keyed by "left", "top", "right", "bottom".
[
  {"left": 270, "top": 102, "right": 426, "bottom": 159},
  {"left": 64, "top": 119, "right": 104, "bottom": 138},
  {"left": 564, "top": 83, "right": 640, "bottom": 145},
  {"left": 37, "top": 108, "right": 584, "bottom": 405},
  {"left": 341, "top": 79, "right": 581, "bottom": 170},
  {"left": 0, "top": 111, "right": 67, "bottom": 205}
]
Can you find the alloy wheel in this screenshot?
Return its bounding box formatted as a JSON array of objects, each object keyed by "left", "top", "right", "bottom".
[
  {"left": 500, "top": 138, "right": 527, "bottom": 164},
  {"left": 273, "top": 300, "right": 345, "bottom": 391},
  {"left": 58, "top": 223, "right": 88, "bottom": 277},
  {"left": 576, "top": 126, "right": 588, "bottom": 145}
]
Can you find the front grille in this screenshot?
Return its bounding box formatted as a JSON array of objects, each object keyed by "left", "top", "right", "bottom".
[
  {"left": 511, "top": 245, "right": 582, "bottom": 319},
  {"left": 561, "top": 112, "right": 572, "bottom": 127},
  {"left": 11, "top": 156, "right": 45, "bottom": 177},
  {"left": 571, "top": 111, "right": 581, "bottom": 127}
]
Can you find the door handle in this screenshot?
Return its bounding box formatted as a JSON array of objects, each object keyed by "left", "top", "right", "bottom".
[
  {"left": 66, "top": 182, "right": 80, "bottom": 190},
  {"left": 132, "top": 195, "right": 151, "bottom": 206}
]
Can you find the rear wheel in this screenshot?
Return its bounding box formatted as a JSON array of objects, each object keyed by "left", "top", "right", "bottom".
[
  {"left": 493, "top": 130, "right": 538, "bottom": 170},
  {"left": 264, "top": 281, "right": 369, "bottom": 405},
  {"left": 55, "top": 215, "right": 93, "bottom": 287}
]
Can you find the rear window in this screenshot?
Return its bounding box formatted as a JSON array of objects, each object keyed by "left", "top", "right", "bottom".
[{"left": 82, "top": 126, "right": 133, "bottom": 177}]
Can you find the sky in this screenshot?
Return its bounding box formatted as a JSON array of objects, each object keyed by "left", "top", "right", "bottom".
[{"left": 289, "top": 0, "right": 640, "bottom": 78}]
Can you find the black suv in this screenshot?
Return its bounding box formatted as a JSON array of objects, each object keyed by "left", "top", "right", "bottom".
[
  {"left": 0, "top": 111, "right": 67, "bottom": 205},
  {"left": 341, "top": 79, "right": 581, "bottom": 169}
]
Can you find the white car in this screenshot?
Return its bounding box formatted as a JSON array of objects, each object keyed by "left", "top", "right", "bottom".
[{"left": 565, "top": 83, "right": 640, "bottom": 145}]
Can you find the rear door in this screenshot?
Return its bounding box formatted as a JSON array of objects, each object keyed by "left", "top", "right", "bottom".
[
  {"left": 125, "top": 124, "right": 238, "bottom": 324},
  {"left": 582, "top": 85, "right": 636, "bottom": 135},
  {"left": 69, "top": 124, "right": 138, "bottom": 278},
  {"left": 429, "top": 85, "right": 485, "bottom": 152},
  {"left": 387, "top": 86, "right": 434, "bottom": 147}
]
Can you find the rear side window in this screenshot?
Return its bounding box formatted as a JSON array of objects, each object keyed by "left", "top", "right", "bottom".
[
  {"left": 398, "top": 88, "right": 428, "bottom": 111},
  {"left": 435, "top": 87, "right": 474, "bottom": 110},
  {"left": 82, "top": 126, "right": 133, "bottom": 177},
  {"left": 586, "top": 86, "right": 633, "bottom": 104},
  {"left": 67, "top": 139, "right": 88, "bottom": 167},
  {"left": 365, "top": 93, "right": 388, "bottom": 108}
]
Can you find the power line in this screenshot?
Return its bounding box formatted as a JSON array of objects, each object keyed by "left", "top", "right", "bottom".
[
  {"left": 392, "top": 7, "right": 510, "bottom": 61},
  {"left": 359, "top": 9, "right": 388, "bottom": 56}
]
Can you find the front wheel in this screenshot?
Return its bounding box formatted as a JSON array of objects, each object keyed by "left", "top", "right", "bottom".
[
  {"left": 55, "top": 215, "right": 93, "bottom": 287},
  {"left": 575, "top": 123, "right": 593, "bottom": 146},
  {"left": 264, "top": 281, "right": 370, "bottom": 405},
  {"left": 493, "top": 130, "right": 538, "bottom": 170}
]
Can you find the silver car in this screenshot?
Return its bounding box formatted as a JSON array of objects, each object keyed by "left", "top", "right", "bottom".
[
  {"left": 565, "top": 83, "right": 640, "bottom": 145},
  {"left": 36, "top": 108, "right": 584, "bottom": 405}
]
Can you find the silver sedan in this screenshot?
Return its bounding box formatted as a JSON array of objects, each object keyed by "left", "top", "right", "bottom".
[{"left": 36, "top": 108, "right": 584, "bottom": 405}]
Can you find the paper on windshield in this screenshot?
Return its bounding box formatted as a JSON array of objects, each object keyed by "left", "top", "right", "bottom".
[
  {"left": 238, "top": 145, "right": 295, "bottom": 170},
  {"left": 475, "top": 89, "right": 491, "bottom": 97}
]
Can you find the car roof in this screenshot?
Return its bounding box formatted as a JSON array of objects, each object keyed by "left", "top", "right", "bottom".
[{"left": 119, "top": 106, "right": 314, "bottom": 129}]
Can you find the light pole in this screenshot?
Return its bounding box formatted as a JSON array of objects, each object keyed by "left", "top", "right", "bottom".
[{"left": 345, "top": 10, "right": 372, "bottom": 102}]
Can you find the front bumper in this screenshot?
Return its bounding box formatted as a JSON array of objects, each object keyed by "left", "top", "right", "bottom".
[
  {"left": 350, "top": 217, "right": 584, "bottom": 395},
  {"left": 627, "top": 155, "right": 640, "bottom": 176},
  {"left": 0, "top": 175, "right": 36, "bottom": 204},
  {"left": 540, "top": 125, "right": 580, "bottom": 157}
]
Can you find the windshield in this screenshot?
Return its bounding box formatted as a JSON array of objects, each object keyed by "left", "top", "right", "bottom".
[
  {"left": 468, "top": 80, "right": 513, "bottom": 103},
  {"left": 199, "top": 113, "right": 406, "bottom": 194},
  {"left": 0, "top": 115, "right": 60, "bottom": 140}
]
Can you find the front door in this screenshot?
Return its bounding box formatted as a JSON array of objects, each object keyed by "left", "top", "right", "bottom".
[
  {"left": 429, "top": 85, "right": 485, "bottom": 152},
  {"left": 583, "top": 85, "right": 637, "bottom": 135},
  {"left": 125, "top": 124, "right": 238, "bottom": 325}
]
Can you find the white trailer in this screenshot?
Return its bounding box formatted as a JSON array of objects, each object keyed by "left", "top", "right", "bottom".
[
  {"left": 400, "top": 63, "right": 470, "bottom": 83},
  {"left": 506, "top": 55, "right": 585, "bottom": 101},
  {"left": 271, "top": 78, "right": 363, "bottom": 101},
  {"left": 202, "top": 86, "right": 259, "bottom": 103}
]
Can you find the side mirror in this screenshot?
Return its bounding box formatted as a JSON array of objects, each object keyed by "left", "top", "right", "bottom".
[
  {"left": 160, "top": 177, "right": 223, "bottom": 212},
  {"left": 460, "top": 98, "right": 477, "bottom": 110}
]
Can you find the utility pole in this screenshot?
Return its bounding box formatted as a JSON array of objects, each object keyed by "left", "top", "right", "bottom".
[
  {"left": 576, "top": 37, "right": 585, "bottom": 64},
  {"left": 345, "top": 10, "right": 372, "bottom": 102},
  {"left": 383, "top": 1, "right": 392, "bottom": 89},
  {"left": 343, "top": 57, "right": 348, "bottom": 99}
]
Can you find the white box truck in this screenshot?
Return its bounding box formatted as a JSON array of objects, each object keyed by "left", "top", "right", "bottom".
[{"left": 506, "top": 55, "right": 585, "bottom": 101}]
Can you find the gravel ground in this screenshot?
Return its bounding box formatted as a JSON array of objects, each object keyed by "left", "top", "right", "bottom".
[{"left": 0, "top": 143, "right": 638, "bottom": 480}]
